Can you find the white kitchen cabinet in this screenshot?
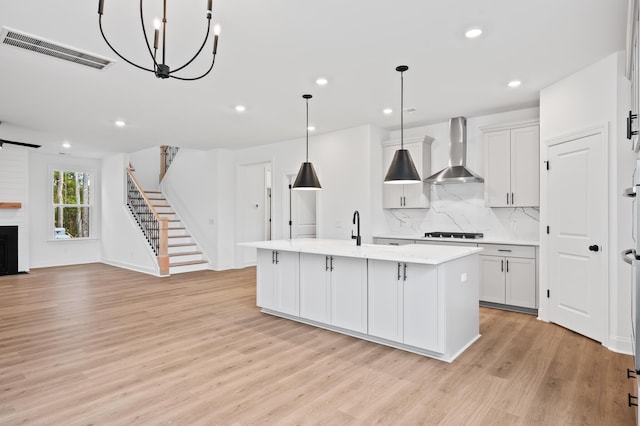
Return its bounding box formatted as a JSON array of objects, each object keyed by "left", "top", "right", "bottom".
[
  {"left": 382, "top": 136, "right": 434, "bottom": 209},
  {"left": 368, "top": 259, "right": 443, "bottom": 353},
  {"left": 256, "top": 249, "right": 299, "bottom": 316},
  {"left": 478, "top": 244, "right": 537, "bottom": 309},
  {"left": 483, "top": 121, "right": 540, "bottom": 207},
  {"left": 299, "top": 253, "right": 367, "bottom": 332}
]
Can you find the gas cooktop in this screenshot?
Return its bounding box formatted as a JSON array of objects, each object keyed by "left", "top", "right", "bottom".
[{"left": 424, "top": 232, "right": 484, "bottom": 239}]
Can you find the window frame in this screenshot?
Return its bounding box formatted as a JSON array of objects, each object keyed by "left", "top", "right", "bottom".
[{"left": 49, "top": 167, "right": 97, "bottom": 242}]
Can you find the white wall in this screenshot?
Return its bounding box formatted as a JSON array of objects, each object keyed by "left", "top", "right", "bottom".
[
  {"left": 0, "top": 145, "right": 29, "bottom": 271},
  {"left": 540, "top": 51, "right": 632, "bottom": 353},
  {"left": 129, "top": 147, "right": 161, "bottom": 191},
  {"left": 160, "top": 148, "right": 218, "bottom": 269},
  {"left": 29, "top": 152, "right": 102, "bottom": 268},
  {"left": 100, "top": 153, "right": 159, "bottom": 275},
  {"left": 382, "top": 108, "right": 541, "bottom": 241}
]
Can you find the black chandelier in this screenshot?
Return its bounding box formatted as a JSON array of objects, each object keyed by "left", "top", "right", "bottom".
[{"left": 98, "top": 0, "right": 220, "bottom": 81}]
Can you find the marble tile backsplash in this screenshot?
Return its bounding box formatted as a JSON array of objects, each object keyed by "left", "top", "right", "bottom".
[{"left": 384, "top": 183, "right": 540, "bottom": 241}]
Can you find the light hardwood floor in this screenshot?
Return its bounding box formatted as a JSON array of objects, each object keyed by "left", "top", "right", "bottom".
[{"left": 0, "top": 263, "right": 635, "bottom": 425}]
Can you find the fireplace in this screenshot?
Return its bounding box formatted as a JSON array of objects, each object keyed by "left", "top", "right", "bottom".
[{"left": 0, "top": 226, "right": 18, "bottom": 275}]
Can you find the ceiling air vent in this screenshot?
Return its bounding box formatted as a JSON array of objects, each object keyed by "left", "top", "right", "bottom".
[{"left": 0, "top": 26, "right": 114, "bottom": 71}]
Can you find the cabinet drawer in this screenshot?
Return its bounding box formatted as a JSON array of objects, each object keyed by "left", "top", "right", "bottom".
[
  {"left": 374, "top": 238, "right": 415, "bottom": 246},
  {"left": 478, "top": 244, "right": 535, "bottom": 258}
]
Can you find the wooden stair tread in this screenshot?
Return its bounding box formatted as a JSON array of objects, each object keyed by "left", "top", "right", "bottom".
[
  {"left": 144, "top": 190, "right": 162, "bottom": 194},
  {"left": 168, "top": 235, "right": 191, "bottom": 239},
  {"left": 169, "top": 260, "right": 208, "bottom": 267},
  {"left": 169, "top": 251, "right": 202, "bottom": 257},
  {"left": 168, "top": 243, "right": 197, "bottom": 248}
]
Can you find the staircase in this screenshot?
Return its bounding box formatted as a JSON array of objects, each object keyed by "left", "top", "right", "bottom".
[{"left": 144, "top": 191, "right": 209, "bottom": 274}]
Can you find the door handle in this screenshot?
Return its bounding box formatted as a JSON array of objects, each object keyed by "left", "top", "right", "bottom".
[
  {"left": 628, "top": 110, "right": 638, "bottom": 140},
  {"left": 588, "top": 245, "right": 599, "bottom": 252}
]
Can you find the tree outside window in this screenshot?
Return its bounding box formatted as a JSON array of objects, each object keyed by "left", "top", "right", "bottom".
[{"left": 52, "top": 171, "right": 91, "bottom": 239}]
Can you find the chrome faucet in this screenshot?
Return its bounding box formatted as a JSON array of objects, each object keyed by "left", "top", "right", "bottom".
[{"left": 352, "top": 210, "right": 361, "bottom": 246}]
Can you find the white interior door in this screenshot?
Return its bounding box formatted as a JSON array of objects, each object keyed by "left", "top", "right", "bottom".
[
  {"left": 288, "top": 176, "right": 317, "bottom": 239},
  {"left": 547, "top": 129, "right": 606, "bottom": 342},
  {"left": 238, "top": 163, "right": 272, "bottom": 265}
]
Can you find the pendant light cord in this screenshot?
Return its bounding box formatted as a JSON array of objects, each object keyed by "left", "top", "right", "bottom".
[
  {"left": 400, "top": 69, "right": 404, "bottom": 150},
  {"left": 306, "top": 97, "right": 309, "bottom": 162}
]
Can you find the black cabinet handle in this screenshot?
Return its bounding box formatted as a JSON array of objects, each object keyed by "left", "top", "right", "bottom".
[
  {"left": 588, "top": 245, "right": 599, "bottom": 252},
  {"left": 403, "top": 263, "right": 407, "bottom": 281},
  {"left": 506, "top": 259, "right": 509, "bottom": 273},
  {"left": 506, "top": 193, "right": 509, "bottom": 205},
  {"left": 272, "top": 251, "right": 275, "bottom": 264},
  {"left": 628, "top": 368, "right": 637, "bottom": 379},
  {"left": 397, "top": 263, "right": 402, "bottom": 280},
  {"left": 628, "top": 110, "right": 638, "bottom": 140},
  {"left": 629, "top": 393, "right": 638, "bottom": 407},
  {"left": 325, "top": 256, "right": 329, "bottom": 271},
  {"left": 501, "top": 259, "right": 504, "bottom": 272},
  {"left": 275, "top": 251, "right": 279, "bottom": 264},
  {"left": 511, "top": 193, "right": 514, "bottom": 205},
  {"left": 330, "top": 256, "right": 334, "bottom": 271}
]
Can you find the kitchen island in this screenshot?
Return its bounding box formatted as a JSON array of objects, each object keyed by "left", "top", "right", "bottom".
[{"left": 241, "top": 239, "right": 482, "bottom": 362}]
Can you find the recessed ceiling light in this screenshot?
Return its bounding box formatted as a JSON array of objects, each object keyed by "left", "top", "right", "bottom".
[
  {"left": 383, "top": 108, "right": 393, "bottom": 115},
  {"left": 307, "top": 126, "right": 316, "bottom": 132},
  {"left": 114, "top": 120, "right": 126, "bottom": 127},
  {"left": 62, "top": 142, "right": 71, "bottom": 149},
  {"left": 508, "top": 80, "right": 522, "bottom": 88},
  {"left": 235, "top": 105, "right": 246, "bottom": 112},
  {"left": 465, "top": 28, "right": 483, "bottom": 39},
  {"left": 315, "top": 77, "right": 328, "bottom": 86}
]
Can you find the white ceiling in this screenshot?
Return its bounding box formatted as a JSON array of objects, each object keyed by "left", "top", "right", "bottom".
[{"left": 0, "top": 0, "right": 628, "bottom": 158}]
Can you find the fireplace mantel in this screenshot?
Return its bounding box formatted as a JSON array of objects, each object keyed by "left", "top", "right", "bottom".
[{"left": 0, "top": 202, "right": 21, "bottom": 209}]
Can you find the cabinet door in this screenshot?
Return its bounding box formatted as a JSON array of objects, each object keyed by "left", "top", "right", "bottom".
[
  {"left": 402, "top": 141, "right": 428, "bottom": 208},
  {"left": 331, "top": 256, "right": 367, "bottom": 333},
  {"left": 485, "top": 130, "right": 512, "bottom": 207},
  {"left": 256, "top": 249, "right": 275, "bottom": 309},
  {"left": 510, "top": 125, "right": 540, "bottom": 207},
  {"left": 403, "top": 263, "right": 443, "bottom": 352},
  {"left": 368, "top": 260, "right": 403, "bottom": 342},
  {"left": 382, "top": 145, "right": 405, "bottom": 208},
  {"left": 505, "top": 256, "right": 537, "bottom": 308},
  {"left": 299, "top": 253, "right": 330, "bottom": 323},
  {"left": 274, "top": 251, "right": 300, "bottom": 316},
  {"left": 480, "top": 255, "right": 505, "bottom": 303}
]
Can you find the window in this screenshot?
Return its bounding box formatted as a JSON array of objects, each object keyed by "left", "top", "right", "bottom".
[{"left": 52, "top": 170, "right": 92, "bottom": 239}]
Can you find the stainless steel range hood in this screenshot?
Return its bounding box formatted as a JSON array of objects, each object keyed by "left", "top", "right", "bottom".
[{"left": 424, "top": 116, "right": 484, "bottom": 184}]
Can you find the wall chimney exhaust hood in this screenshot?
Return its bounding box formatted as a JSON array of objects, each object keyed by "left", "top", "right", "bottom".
[{"left": 424, "top": 116, "right": 483, "bottom": 184}]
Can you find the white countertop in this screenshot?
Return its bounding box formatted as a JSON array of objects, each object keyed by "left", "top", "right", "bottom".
[
  {"left": 373, "top": 233, "right": 540, "bottom": 246},
  {"left": 239, "top": 238, "right": 482, "bottom": 265}
]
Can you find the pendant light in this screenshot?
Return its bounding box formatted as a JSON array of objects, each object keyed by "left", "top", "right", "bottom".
[
  {"left": 293, "top": 94, "right": 322, "bottom": 190},
  {"left": 384, "top": 65, "right": 421, "bottom": 184}
]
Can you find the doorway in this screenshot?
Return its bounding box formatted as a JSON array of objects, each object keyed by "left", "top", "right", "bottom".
[
  {"left": 238, "top": 162, "right": 273, "bottom": 266},
  {"left": 286, "top": 174, "right": 318, "bottom": 239},
  {"left": 545, "top": 126, "right": 607, "bottom": 343}
]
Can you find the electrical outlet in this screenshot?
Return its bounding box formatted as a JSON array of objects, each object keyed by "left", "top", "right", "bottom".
[{"left": 461, "top": 273, "right": 467, "bottom": 282}]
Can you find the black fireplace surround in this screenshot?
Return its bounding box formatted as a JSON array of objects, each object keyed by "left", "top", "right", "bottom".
[{"left": 0, "top": 226, "right": 18, "bottom": 275}]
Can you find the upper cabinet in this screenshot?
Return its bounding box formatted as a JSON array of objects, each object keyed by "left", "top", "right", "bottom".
[
  {"left": 382, "top": 136, "right": 434, "bottom": 209},
  {"left": 482, "top": 120, "right": 540, "bottom": 207}
]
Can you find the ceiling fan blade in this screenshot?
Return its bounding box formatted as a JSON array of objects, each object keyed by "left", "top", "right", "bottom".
[{"left": 0, "top": 139, "right": 41, "bottom": 149}]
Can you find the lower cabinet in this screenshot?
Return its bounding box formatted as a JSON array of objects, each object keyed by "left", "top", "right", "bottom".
[
  {"left": 256, "top": 249, "right": 300, "bottom": 316},
  {"left": 300, "top": 253, "right": 367, "bottom": 333},
  {"left": 479, "top": 244, "right": 537, "bottom": 309},
  {"left": 367, "top": 259, "right": 443, "bottom": 353}
]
